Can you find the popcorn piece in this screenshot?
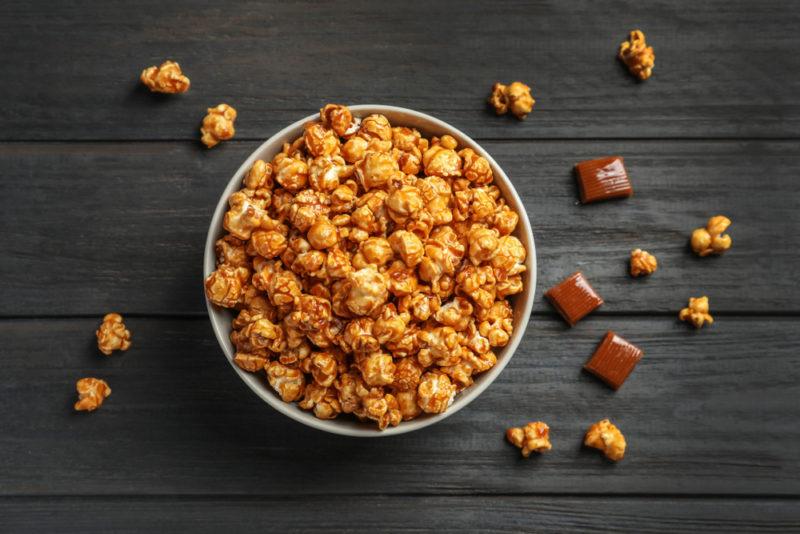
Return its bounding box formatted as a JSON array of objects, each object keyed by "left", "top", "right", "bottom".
[
  {"left": 201, "top": 104, "right": 237, "bottom": 148},
  {"left": 618, "top": 30, "right": 655, "bottom": 81},
  {"left": 388, "top": 230, "right": 424, "bottom": 268},
  {"left": 205, "top": 265, "right": 250, "bottom": 308},
  {"left": 95, "top": 313, "right": 132, "bottom": 355},
  {"left": 488, "top": 81, "right": 535, "bottom": 119},
  {"left": 357, "top": 351, "right": 396, "bottom": 386},
  {"left": 468, "top": 225, "right": 499, "bottom": 265},
  {"left": 506, "top": 421, "right": 552, "bottom": 457},
  {"left": 679, "top": 296, "right": 714, "bottom": 328},
  {"left": 74, "top": 377, "right": 112, "bottom": 412},
  {"left": 690, "top": 215, "right": 732, "bottom": 257},
  {"left": 422, "top": 139, "right": 462, "bottom": 178},
  {"left": 477, "top": 300, "right": 514, "bottom": 347},
  {"left": 346, "top": 266, "right": 389, "bottom": 316},
  {"left": 417, "top": 372, "right": 456, "bottom": 414},
  {"left": 140, "top": 60, "right": 190, "bottom": 94},
  {"left": 459, "top": 148, "right": 493, "bottom": 185},
  {"left": 251, "top": 230, "right": 288, "bottom": 259},
  {"left": 434, "top": 297, "right": 474, "bottom": 332},
  {"left": 304, "top": 122, "right": 340, "bottom": 157},
  {"left": 307, "top": 217, "right": 339, "bottom": 250},
  {"left": 630, "top": 248, "right": 658, "bottom": 277},
  {"left": 320, "top": 104, "right": 359, "bottom": 137},
  {"left": 233, "top": 352, "right": 268, "bottom": 373},
  {"left": 299, "top": 383, "right": 342, "bottom": 419},
  {"left": 358, "top": 114, "right": 392, "bottom": 141},
  {"left": 266, "top": 361, "right": 306, "bottom": 402},
  {"left": 584, "top": 419, "right": 626, "bottom": 461},
  {"left": 273, "top": 153, "right": 309, "bottom": 192}
]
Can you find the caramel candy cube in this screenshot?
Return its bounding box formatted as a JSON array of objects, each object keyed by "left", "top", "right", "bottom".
[
  {"left": 584, "top": 331, "right": 643, "bottom": 390},
  {"left": 574, "top": 157, "right": 632, "bottom": 204},
  {"left": 545, "top": 272, "right": 603, "bottom": 326}
]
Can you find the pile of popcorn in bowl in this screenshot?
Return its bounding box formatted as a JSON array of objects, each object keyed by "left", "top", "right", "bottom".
[{"left": 204, "top": 104, "right": 532, "bottom": 431}]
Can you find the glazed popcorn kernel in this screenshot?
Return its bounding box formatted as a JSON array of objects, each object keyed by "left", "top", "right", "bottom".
[
  {"left": 691, "top": 215, "right": 732, "bottom": 257},
  {"left": 201, "top": 103, "right": 237, "bottom": 148},
  {"left": 584, "top": 419, "right": 626, "bottom": 461},
  {"left": 629, "top": 248, "right": 658, "bottom": 277},
  {"left": 679, "top": 296, "right": 714, "bottom": 328},
  {"left": 96, "top": 313, "right": 132, "bottom": 356},
  {"left": 140, "top": 60, "right": 190, "bottom": 93},
  {"left": 205, "top": 104, "right": 527, "bottom": 429},
  {"left": 618, "top": 30, "right": 655, "bottom": 81},
  {"left": 74, "top": 378, "right": 111, "bottom": 412},
  {"left": 506, "top": 421, "right": 552, "bottom": 457},
  {"left": 488, "top": 81, "right": 535, "bottom": 120}
]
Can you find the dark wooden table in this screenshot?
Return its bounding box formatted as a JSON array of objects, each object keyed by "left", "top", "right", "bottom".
[{"left": 2, "top": 1, "right": 799, "bottom": 532}]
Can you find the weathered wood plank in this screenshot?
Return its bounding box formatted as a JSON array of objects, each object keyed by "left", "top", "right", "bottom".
[
  {"left": 1, "top": 316, "right": 797, "bottom": 496},
  {"left": 1, "top": 140, "right": 797, "bottom": 315},
  {"left": 2, "top": 495, "right": 799, "bottom": 533},
  {"left": 1, "top": 0, "right": 798, "bottom": 141}
]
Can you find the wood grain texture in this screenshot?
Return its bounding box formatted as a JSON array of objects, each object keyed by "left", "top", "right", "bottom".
[
  {"left": 1, "top": 0, "right": 798, "bottom": 141},
  {"left": 1, "top": 316, "right": 797, "bottom": 496},
  {"left": 1, "top": 140, "right": 797, "bottom": 315},
  {"left": 2, "top": 496, "right": 799, "bottom": 533}
]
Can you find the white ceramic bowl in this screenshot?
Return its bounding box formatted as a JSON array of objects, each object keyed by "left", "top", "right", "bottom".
[{"left": 204, "top": 105, "right": 536, "bottom": 437}]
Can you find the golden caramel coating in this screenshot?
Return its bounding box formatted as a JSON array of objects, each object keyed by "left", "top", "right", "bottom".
[
  {"left": 690, "top": 215, "right": 732, "bottom": 257},
  {"left": 74, "top": 377, "right": 111, "bottom": 412},
  {"left": 506, "top": 422, "right": 552, "bottom": 457},
  {"left": 201, "top": 103, "right": 237, "bottom": 148},
  {"left": 140, "top": 60, "right": 190, "bottom": 94},
  {"left": 96, "top": 313, "right": 132, "bottom": 355},
  {"left": 205, "top": 265, "right": 250, "bottom": 308},
  {"left": 630, "top": 248, "right": 658, "bottom": 277},
  {"left": 320, "top": 104, "right": 359, "bottom": 137},
  {"left": 210, "top": 104, "right": 526, "bottom": 429},
  {"left": 489, "top": 82, "right": 535, "bottom": 119},
  {"left": 346, "top": 266, "right": 389, "bottom": 316},
  {"left": 417, "top": 372, "right": 456, "bottom": 414},
  {"left": 266, "top": 361, "right": 306, "bottom": 402},
  {"left": 679, "top": 296, "right": 714, "bottom": 328},
  {"left": 234, "top": 352, "right": 269, "bottom": 372},
  {"left": 584, "top": 419, "right": 626, "bottom": 461},
  {"left": 618, "top": 30, "right": 655, "bottom": 81}
]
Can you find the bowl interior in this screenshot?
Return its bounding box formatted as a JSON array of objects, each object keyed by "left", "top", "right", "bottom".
[{"left": 204, "top": 105, "right": 536, "bottom": 437}]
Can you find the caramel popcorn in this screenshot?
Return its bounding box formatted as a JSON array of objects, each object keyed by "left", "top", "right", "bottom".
[
  {"left": 629, "top": 248, "right": 658, "bottom": 277},
  {"left": 74, "top": 377, "right": 111, "bottom": 412},
  {"left": 96, "top": 313, "right": 132, "bottom": 355},
  {"left": 207, "top": 104, "right": 526, "bottom": 429},
  {"left": 618, "top": 30, "right": 655, "bottom": 81},
  {"left": 506, "top": 421, "right": 552, "bottom": 457},
  {"left": 201, "top": 104, "right": 237, "bottom": 148},
  {"left": 679, "top": 296, "right": 714, "bottom": 328},
  {"left": 140, "top": 60, "right": 190, "bottom": 94},
  {"left": 488, "top": 82, "right": 535, "bottom": 120},
  {"left": 584, "top": 419, "right": 626, "bottom": 461},
  {"left": 690, "top": 215, "right": 732, "bottom": 257}
]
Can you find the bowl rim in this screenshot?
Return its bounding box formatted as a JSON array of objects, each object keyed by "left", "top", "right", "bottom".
[{"left": 204, "top": 104, "right": 536, "bottom": 437}]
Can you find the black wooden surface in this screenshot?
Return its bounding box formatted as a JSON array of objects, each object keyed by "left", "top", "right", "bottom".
[{"left": 1, "top": 1, "right": 799, "bottom": 532}]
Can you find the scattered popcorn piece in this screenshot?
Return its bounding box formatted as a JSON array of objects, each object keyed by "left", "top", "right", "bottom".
[
  {"left": 201, "top": 103, "right": 237, "bottom": 148},
  {"left": 618, "top": 30, "right": 655, "bottom": 80},
  {"left": 488, "top": 81, "right": 535, "bottom": 119},
  {"left": 679, "top": 296, "right": 714, "bottom": 328},
  {"left": 74, "top": 378, "right": 111, "bottom": 412},
  {"left": 690, "top": 215, "right": 732, "bottom": 257},
  {"left": 140, "top": 60, "right": 190, "bottom": 93},
  {"left": 506, "top": 421, "right": 552, "bottom": 457},
  {"left": 96, "top": 313, "right": 132, "bottom": 356},
  {"left": 629, "top": 248, "right": 658, "bottom": 277},
  {"left": 584, "top": 419, "right": 626, "bottom": 461}
]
